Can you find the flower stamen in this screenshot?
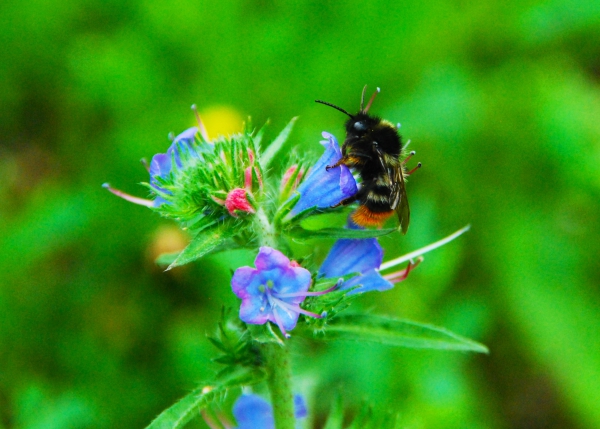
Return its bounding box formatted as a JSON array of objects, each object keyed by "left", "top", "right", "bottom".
[
  {"left": 275, "top": 284, "right": 338, "bottom": 298},
  {"left": 102, "top": 183, "right": 154, "bottom": 208},
  {"left": 379, "top": 225, "right": 470, "bottom": 271},
  {"left": 382, "top": 257, "right": 423, "bottom": 283},
  {"left": 191, "top": 104, "right": 210, "bottom": 142}
]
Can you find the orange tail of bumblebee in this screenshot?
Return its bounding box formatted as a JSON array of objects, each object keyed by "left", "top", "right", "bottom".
[{"left": 352, "top": 206, "right": 395, "bottom": 227}]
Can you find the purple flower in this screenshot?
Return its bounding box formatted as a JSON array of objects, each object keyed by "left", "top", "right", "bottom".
[
  {"left": 233, "top": 394, "right": 307, "bottom": 429},
  {"left": 319, "top": 235, "right": 394, "bottom": 295},
  {"left": 290, "top": 132, "right": 357, "bottom": 215},
  {"left": 232, "top": 247, "right": 324, "bottom": 337}
]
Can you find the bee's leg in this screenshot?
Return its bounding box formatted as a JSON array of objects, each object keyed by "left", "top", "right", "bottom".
[
  {"left": 406, "top": 162, "right": 422, "bottom": 176},
  {"left": 402, "top": 150, "right": 422, "bottom": 175},
  {"left": 330, "top": 194, "right": 357, "bottom": 208},
  {"left": 402, "top": 150, "right": 416, "bottom": 165},
  {"left": 331, "top": 180, "right": 372, "bottom": 208},
  {"left": 325, "top": 157, "right": 347, "bottom": 171}
]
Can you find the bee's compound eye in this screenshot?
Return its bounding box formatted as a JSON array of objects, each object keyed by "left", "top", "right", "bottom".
[{"left": 354, "top": 121, "right": 366, "bottom": 131}]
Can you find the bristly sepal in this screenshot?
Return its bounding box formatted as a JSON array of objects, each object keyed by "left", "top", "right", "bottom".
[
  {"left": 207, "top": 308, "right": 263, "bottom": 375},
  {"left": 145, "top": 127, "right": 264, "bottom": 233}
]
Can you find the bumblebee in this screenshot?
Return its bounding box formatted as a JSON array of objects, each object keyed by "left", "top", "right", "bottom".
[{"left": 316, "top": 86, "right": 420, "bottom": 233}]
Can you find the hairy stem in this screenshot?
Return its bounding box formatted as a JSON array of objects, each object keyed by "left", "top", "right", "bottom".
[
  {"left": 262, "top": 342, "right": 295, "bottom": 429},
  {"left": 256, "top": 207, "right": 294, "bottom": 428},
  {"left": 255, "top": 207, "right": 278, "bottom": 248}
]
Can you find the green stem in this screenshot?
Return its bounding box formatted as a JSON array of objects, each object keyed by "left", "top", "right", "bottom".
[
  {"left": 255, "top": 207, "right": 278, "bottom": 248},
  {"left": 263, "top": 342, "right": 295, "bottom": 429},
  {"left": 255, "top": 207, "right": 294, "bottom": 429}
]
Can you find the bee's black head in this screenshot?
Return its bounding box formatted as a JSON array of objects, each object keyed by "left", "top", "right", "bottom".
[{"left": 345, "top": 112, "right": 380, "bottom": 137}]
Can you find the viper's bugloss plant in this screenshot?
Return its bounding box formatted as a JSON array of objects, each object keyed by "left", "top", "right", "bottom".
[{"left": 107, "top": 106, "right": 487, "bottom": 429}]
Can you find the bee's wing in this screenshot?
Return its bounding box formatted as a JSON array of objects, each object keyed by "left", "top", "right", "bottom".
[
  {"left": 373, "top": 146, "right": 410, "bottom": 234},
  {"left": 390, "top": 163, "right": 410, "bottom": 234}
]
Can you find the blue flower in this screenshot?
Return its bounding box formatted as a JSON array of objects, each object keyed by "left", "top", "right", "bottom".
[
  {"left": 319, "top": 235, "right": 394, "bottom": 295},
  {"left": 232, "top": 247, "right": 324, "bottom": 338},
  {"left": 290, "top": 132, "right": 357, "bottom": 216},
  {"left": 149, "top": 127, "right": 200, "bottom": 207},
  {"left": 103, "top": 127, "right": 203, "bottom": 208},
  {"left": 233, "top": 394, "right": 307, "bottom": 429}
]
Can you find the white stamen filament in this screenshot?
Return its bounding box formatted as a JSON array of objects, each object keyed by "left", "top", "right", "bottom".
[
  {"left": 102, "top": 183, "right": 154, "bottom": 208},
  {"left": 270, "top": 307, "right": 289, "bottom": 338},
  {"left": 379, "top": 225, "right": 471, "bottom": 272},
  {"left": 272, "top": 296, "right": 322, "bottom": 319},
  {"left": 276, "top": 283, "right": 337, "bottom": 298}
]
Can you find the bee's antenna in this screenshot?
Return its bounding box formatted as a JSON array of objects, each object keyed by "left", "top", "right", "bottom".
[
  {"left": 315, "top": 100, "right": 353, "bottom": 118},
  {"left": 363, "top": 87, "right": 380, "bottom": 113},
  {"left": 360, "top": 85, "right": 368, "bottom": 111}
]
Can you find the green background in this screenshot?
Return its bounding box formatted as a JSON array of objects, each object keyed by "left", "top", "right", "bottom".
[{"left": 1, "top": 0, "right": 599, "bottom": 427}]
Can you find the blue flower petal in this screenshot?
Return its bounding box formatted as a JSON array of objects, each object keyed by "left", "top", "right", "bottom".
[
  {"left": 290, "top": 132, "right": 357, "bottom": 215},
  {"left": 233, "top": 394, "right": 274, "bottom": 429},
  {"left": 275, "top": 267, "right": 311, "bottom": 300},
  {"left": 232, "top": 394, "right": 307, "bottom": 429},
  {"left": 272, "top": 306, "right": 300, "bottom": 331},
  {"left": 293, "top": 394, "right": 307, "bottom": 419},
  {"left": 319, "top": 237, "right": 383, "bottom": 278},
  {"left": 173, "top": 126, "right": 198, "bottom": 144},
  {"left": 149, "top": 153, "right": 172, "bottom": 178},
  {"left": 255, "top": 247, "right": 291, "bottom": 271},
  {"left": 341, "top": 269, "right": 393, "bottom": 294},
  {"left": 231, "top": 247, "right": 312, "bottom": 335}
]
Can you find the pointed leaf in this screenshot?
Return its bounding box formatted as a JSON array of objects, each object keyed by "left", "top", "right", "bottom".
[
  {"left": 323, "top": 314, "right": 489, "bottom": 353},
  {"left": 145, "top": 369, "right": 264, "bottom": 429},
  {"left": 166, "top": 224, "right": 235, "bottom": 270},
  {"left": 247, "top": 323, "right": 285, "bottom": 345},
  {"left": 261, "top": 117, "right": 297, "bottom": 168},
  {"left": 253, "top": 120, "right": 270, "bottom": 149},
  {"left": 289, "top": 226, "right": 396, "bottom": 240}
]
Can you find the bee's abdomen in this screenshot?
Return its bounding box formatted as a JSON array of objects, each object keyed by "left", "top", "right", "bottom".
[
  {"left": 351, "top": 177, "right": 394, "bottom": 226},
  {"left": 352, "top": 204, "right": 394, "bottom": 226},
  {"left": 362, "top": 184, "right": 393, "bottom": 212}
]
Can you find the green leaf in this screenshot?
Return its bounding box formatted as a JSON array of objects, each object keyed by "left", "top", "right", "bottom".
[
  {"left": 253, "top": 119, "right": 269, "bottom": 149},
  {"left": 145, "top": 368, "right": 264, "bottom": 429},
  {"left": 247, "top": 323, "right": 285, "bottom": 345},
  {"left": 261, "top": 117, "right": 297, "bottom": 168},
  {"left": 166, "top": 224, "right": 235, "bottom": 270},
  {"left": 274, "top": 193, "right": 301, "bottom": 227},
  {"left": 322, "top": 314, "right": 489, "bottom": 353},
  {"left": 288, "top": 226, "right": 396, "bottom": 240}
]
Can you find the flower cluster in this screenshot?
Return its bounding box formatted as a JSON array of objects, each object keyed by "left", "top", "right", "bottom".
[
  {"left": 106, "top": 103, "right": 480, "bottom": 429},
  {"left": 104, "top": 115, "right": 263, "bottom": 233},
  {"left": 106, "top": 111, "right": 467, "bottom": 338}
]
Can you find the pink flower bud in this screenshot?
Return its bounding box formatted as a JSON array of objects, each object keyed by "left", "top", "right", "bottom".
[
  {"left": 225, "top": 188, "right": 255, "bottom": 217},
  {"left": 281, "top": 165, "right": 304, "bottom": 192}
]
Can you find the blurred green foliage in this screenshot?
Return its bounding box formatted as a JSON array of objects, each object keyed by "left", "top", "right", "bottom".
[{"left": 1, "top": 0, "right": 600, "bottom": 428}]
